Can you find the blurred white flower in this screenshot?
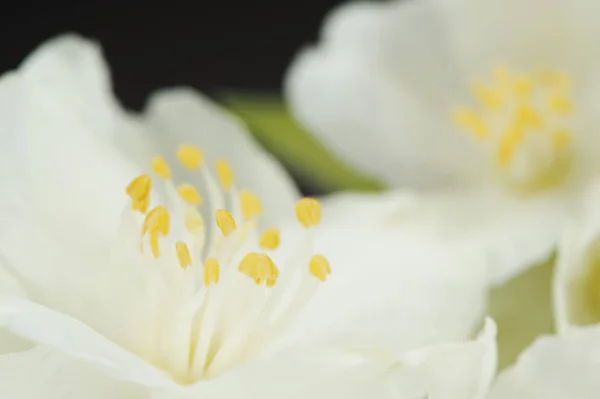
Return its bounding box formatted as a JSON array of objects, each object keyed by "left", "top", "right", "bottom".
[
  {"left": 285, "top": 0, "right": 600, "bottom": 286},
  {"left": 0, "top": 35, "right": 490, "bottom": 398},
  {"left": 489, "top": 324, "right": 600, "bottom": 398}
]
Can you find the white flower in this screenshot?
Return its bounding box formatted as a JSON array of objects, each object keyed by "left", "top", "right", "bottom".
[
  {"left": 0, "top": 34, "right": 490, "bottom": 398},
  {"left": 489, "top": 324, "right": 600, "bottom": 398},
  {"left": 285, "top": 0, "right": 600, "bottom": 286}
]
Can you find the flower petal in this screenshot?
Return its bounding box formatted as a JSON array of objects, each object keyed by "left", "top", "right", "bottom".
[
  {"left": 273, "top": 222, "right": 488, "bottom": 356},
  {"left": 0, "top": 34, "right": 141, "bottom": 298},
  {"left": 153, "top": 348, "right": 403, "bottom": 399},
  {"left": 285, "top": 1, "right": 483, "bottom": 188},
  {"left": 319, "top": 190, "right": 417, "bottom": 227},
  {"left": 429, "top": 0, "right": 600, "bottom": 77},
  {"left": 394, "top": 318, "right": 497, "bottom": 399},
  {"left": 0, "top": 346, "right": 147, "bottom": 399},
  {"left": 154, "top": 321, "right": 495, "bottom": 399},
  {"left": 143, "top": 89, "right": 299, "bottom": 225},
  {"left": 384, "top": 188, "right": 571, "bottom": 285},
  {"left": 0, "top": 296, "right": 176, "bottom": 389},
  {"left": 489, "top": 325, "right": 600, "bottom": 399}
]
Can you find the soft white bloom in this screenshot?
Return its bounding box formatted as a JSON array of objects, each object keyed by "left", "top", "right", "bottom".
[
  {"left": 0, "top": 35, "right": 490, "bottom": 398},
  {"left": 489, "top": 324, "right": 600, "bottom": 398},
  {"left": 285, "top": 0, "right": 600, "bottom": 285}
]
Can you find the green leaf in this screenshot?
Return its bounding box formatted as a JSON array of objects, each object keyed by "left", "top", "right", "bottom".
[{"left": 219, "top": 92, "right": 385, "bottom": 193}]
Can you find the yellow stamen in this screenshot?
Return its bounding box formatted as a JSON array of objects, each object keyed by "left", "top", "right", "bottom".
[
  {"left": 185, "top": 207, "right": 203, "bottom": 233},
  {"left": 553, "top": 130, "right": 571, "bottom": 149},
  {"left": 493, "top": 65, "right": 512, "bottom": 88},
  {"left": 204, "top": 257, "right": 220, "bottom": 286},
  {"left": 516, "top": 105, "right": 543, "bottom": 129},
  {"left": 151, "top": 156, "right": 171, "bottom": 179},
  {"left": 150, "top": 233, "right": 160, "bottom": 258},
  {"left": 216, "top": 159, "right": 234, "bottom": 191},
  {"left": 215, "top": 209, "right": 236, "bottom": 236},
  {"left": 295, "top": 198, "right": 321, "bottom": 228},
  {"left": 126, "top": 174, "right": 151, "bottom": 213},
  {"left": 514, "top": 76, "right": 533, "bottom": 98},
  {"left": 259, "top": 228, "right": 280, "bottom": 250},
  {"left": 176, "top": 241, "right": 191, "bottom": 269},
  {"left": 539, "top": 70, "right": 570, "bottom": 91},
  {"left": 309, "top": 254, "right": 331, "bottom": 282},
  {"left": 177, "top": 144, "right": 204, "bottom": 170},
  {"left": 142, "top": 206, "right": 170, "bottom": 236},
  {"left": 240, "top": 190, "right": 262, "bottom": 219},
  {"left": 472, "top": 81, "right": 502, "bottom": 109},
  {"left": 177, "top": 184, "right": 203, "bottom": 205},
  {"left": 132, "top": 197, "right": 150, "bottom": 214},
  {"left": 549, "top": 93, "right": 573, "bottom": 114},
  {"left": 497, "top": 127, "right": 524, "bottom": 167},
  {"left": 452, "top": 107, "right": 488, "bottom": 139},
  {"left": 238, "top": 252, "right": 279, "bottom": 286}
]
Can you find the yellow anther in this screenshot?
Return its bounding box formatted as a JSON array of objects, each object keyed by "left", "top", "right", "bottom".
[
  {"left": 204, "top": 258, "right": 220, "bottom": 286},
  {"left": 132, "top": 197, "right": 150, "bottom": 214},
  {"left": 539, "top": 70, "right": 570, "bottom": 91},
  {"left": 516, "top": 105, "right": 543, "bottom": 129},
  {"left": 238, "top": 252, "right": 279, "bottom": 286},
  {"left": 296, "top": 198, "right": 322, "bottom": 228},
  {"left": 240, "top": 190, "right": 262, "bottom": 219},
  {"left": 259, "top": 228, "right": 280, "bottom": 250},
  {"left": 215, "top": 159, "right": 234, "bottom": 191},
  {"left": 177, "top": 184, "right": 203, "bottom": 205},
  {"left": 126, "top": 174, "right": 151, "bottom": 212},
  {"left": 185, "top": 207, "right": 203, "bottom": 233},
  {"left": 150, "top": 232, "right": 160, "bottom": 258},
  {"left": 142, "top": 206, "right": 170, "bottom": 236},
  {"left": 452, "top": 107, "right": 488, "bottom": 139},
  {"left": 493, "top": 65, "right": 512, "bottom": 88},
  {"left": 553, "top": 130, "right": 571, "bottom": 149},
  {"left": 215, "top": 209, "right": 236, "bottom": 237},
  {"left": 177, "top": 144, "right": 204, "bottom": 170},
  {"left": 497, "top": 127, "right": 524, "bottom": 167},
  {"left": 309, "top": 254, "right": 331, "bottom": 282},
  {"left": 176, "top": 241, "right": 191, "bottom": 269},
  {"left": 472, "top": 81, "right": 502, "bottom": 109},
  {"left": 514, "top": 76, "right": 533, "bottom": 98},
  {"left": 549, "top": 93, "right": 573, "bottom": 114},
  {"left": 151, "top": 156, "right": 172, "bottom": 179}
]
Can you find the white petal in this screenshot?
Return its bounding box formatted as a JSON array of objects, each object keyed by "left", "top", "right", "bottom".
[
  {"left": 0, "top": 346, "right": 147, "bottom": 399},
  {"left": 285, "top": 1, "right": 484, "bottom": 188},
  {"left": 143, "top": 89, "right": 299, "bottom": 225},
  {"left": 429, "top": 0, "right": 600, "bottom": 77},
  {"left": 394, "top": 318, "right": 497, "bottom": 399},
  {"left": 152, "top": 349, "right": 402, "bottom": 399},
  {"left": 385, "top": 188, "right": 571, "bottom": 285},
  {"left": 0, "top": 296, "right": 176, "bottom": 389},
  {"left": 273, "top": 223, "right": 488, "bottom": 356},
  {"left": 489, "top": 325, "right": 600, "bottom": 399},
  {"left": 319, "top": 190, "right": 417, "bottom": 227},
  {"left": 0, "top": 34, "right": 140, "bottom": 299}
]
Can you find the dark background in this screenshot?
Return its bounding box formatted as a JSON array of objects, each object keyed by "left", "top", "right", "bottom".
[{"left": 0, "top": 0, "right": 342, "bottom": 110}]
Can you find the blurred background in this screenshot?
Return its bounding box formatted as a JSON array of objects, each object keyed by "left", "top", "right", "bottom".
[
  {"left": 0, "top": 0, "right": 337, "bottom": 108},
  {"left": 0, "top": 0, "right": 384, "bottom": 195}
]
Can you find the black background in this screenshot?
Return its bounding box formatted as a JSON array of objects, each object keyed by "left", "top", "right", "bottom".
[{"left": 0, "top": 0, "right": 342, "bottom": 110}]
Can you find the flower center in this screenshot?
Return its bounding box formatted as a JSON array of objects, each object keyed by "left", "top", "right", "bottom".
[
  {"left": 114, "top": 144, "right": 330, "bottom": 384},
  {"left": 453, "top": 66, "right": 574, "bottom": 192}
]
